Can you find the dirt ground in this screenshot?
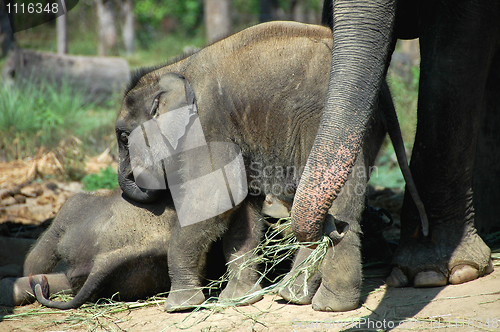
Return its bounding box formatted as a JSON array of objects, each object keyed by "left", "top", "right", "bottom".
[
  {"left": 0, "top": 159, "right": 499, "bottom": 332},
  {"left": 1, "top": 268, "right": 499, "bottom": 332}
]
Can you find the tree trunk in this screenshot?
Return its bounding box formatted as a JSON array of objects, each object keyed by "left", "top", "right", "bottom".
[
  {"left": 292, "top": 0, "right": 306, "bottom": 23},
  {"left": 0, "top": 6, "right": 15, "bottom": 58},
  {"left": 306, "top": 7, "right": 320, "bottom": 24},
  {"left": 95, "top": 0, "right": 118, "bottom": 56},
  {"left": 57, "top": 1, "right": 68, "bottom": 55},
  {"left": 203, "top": 0, "right": 231, "bottom": 43},
  {"left": 121, "top": 0, "right": 134, "bottom": 54},
  {"left": 259, "top": 0, "right": 279, "bottom": 23},
  {"left": 1, "top": 48, "right": 130, "bottom": 103}
]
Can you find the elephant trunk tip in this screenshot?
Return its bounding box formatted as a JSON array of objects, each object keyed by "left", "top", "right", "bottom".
[{"left": 290, "top": 209, "right": 324, "bottom": 244}]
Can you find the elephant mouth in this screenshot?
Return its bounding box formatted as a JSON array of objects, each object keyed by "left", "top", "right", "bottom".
[{"left": 118, "top": 167, "right": 164, "bottom": 203}]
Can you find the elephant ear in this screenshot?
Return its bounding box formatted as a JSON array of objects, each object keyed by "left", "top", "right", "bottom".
[
  {"left": 155, "top": 73, "right": 198, "bottom": 150},
  {"left": 323, "top": 215, "right": 350, "bottom": 246}
]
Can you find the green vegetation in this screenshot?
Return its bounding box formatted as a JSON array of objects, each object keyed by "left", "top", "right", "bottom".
[
  {"left": 10, "top": 0, "right": 324, "bottom": 67},
  {"left": 135, "top": 0, "right": 203, "bottom": 33},
  {"left": 82, "top": 165, "right": 119, "bottom": 191},
  {"left": 0, "top": 77, "right": 116, "bottom": 161},
  {"left": 388, "top": 65, "right": 420, "bottom": 144},
  {"left": 11, "top": 1, "right": 206, "bottom": 63},
  {"left": 370, "top": 143, "right": 409, "bottom": 189}
]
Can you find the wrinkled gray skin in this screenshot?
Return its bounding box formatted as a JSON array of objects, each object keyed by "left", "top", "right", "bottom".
[
  {"left": 306, "top": 0, "right": 495, "bottom": 296},
  {"left": 0, "top": 190, "right": 260, "bottom": 309},
  {"left": 117, "top": 21, "right": 423, "bottom": 312},
  {"left": 0, "top": 190, "right": 173, "bottom": 309}
]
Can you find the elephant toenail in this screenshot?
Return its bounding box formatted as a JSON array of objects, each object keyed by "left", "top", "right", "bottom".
[
  {"left": 449, "top": 265, "right": 479, "bottom": 284},
  {"left": 485, "top": 260, "right": 494, "bottom": 275},
  {"left": 414, "top": 271, "right": 447, "bottom": 287},
  {"left": 386, "top": 267, "right": 408, "bottom": 287}
]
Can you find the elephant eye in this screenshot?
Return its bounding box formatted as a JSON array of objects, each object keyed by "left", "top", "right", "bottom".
[
  {"left": 150, "top": 95, "right": 160, "bottom": 117},
  {"left": 119, "top": 132, "right": 129, "bottom": 145}
]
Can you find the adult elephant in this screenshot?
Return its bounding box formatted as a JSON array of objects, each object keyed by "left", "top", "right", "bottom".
[{"left": 292, "top": 0, "right": 497, "bottom": 304}]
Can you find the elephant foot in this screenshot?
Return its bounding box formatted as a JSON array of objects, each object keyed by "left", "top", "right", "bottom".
[
  {"left": 219, "top": 279, "right": 263, "bottom": 305},
  {"left": 278, "top": 247, "right": 322, "bottom": 305},
  {"left": 312, "top": 229, "right": 362, "bottom": 312},
  {"left": 311, "top": 281, "right": 359, "bottom": 312},
  {"left": 278, "top": 273, "right": 320, "bottom": 305},
  {"left": 387, "top": 222, "right": 493, "bottom": 288},
  {"left": 0, "top": 277, "right": 35, "bottom": 306},
  {"left": 164, "top": 288, "right": 205, "bottom": 312},
  {"left": 280, "top": 230, "right": 362, "bottom": 312}
]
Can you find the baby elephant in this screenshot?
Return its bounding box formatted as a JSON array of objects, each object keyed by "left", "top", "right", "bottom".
[
  {"left": 0, "top": 190, "right": 174, "bottom": 308},
  {"left": 117, "top": 20, "right": 426, "bottom": 312},
  {"left": 0, "top": 189, "right": 260, "bottom": 309}
]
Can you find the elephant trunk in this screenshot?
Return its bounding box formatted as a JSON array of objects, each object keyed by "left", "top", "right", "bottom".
[
  {"left": 118, "top": 157, "right": 162, "bottom": 203},
  {"left": 291, "top": 0, "right": 396, "bottom": 243}
]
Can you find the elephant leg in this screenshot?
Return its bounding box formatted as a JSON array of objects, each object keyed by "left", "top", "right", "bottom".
[
  {"left": 0, "top": 273, "right": 71, "bottom": 306},
  {"left": 280, "top": 210, "right": 362, "bottom": 311},
  {"left": 280, "top": 164, "right": 366, "bottom": 311},
  {"left": 219, "top": 198, "right": 264, "bottom": 305},
  {"left": 23, "top": 227, "right": 61, "bottom": 276},
  {"left": 278, "top": 246, "right": 322, "bottom": 305},
  {"left": 473, "top": 50, "right": 500, "bottom": 237},
  {"left": 165, "top": 216, "right": 230, "bottom": 312},
  {"left": 312, "top": 225, "right": 361, "bottom": 312},
  {"left": 312, "top": 156, "right": 373, "bottom": 311},
  {"left": 388, "top": 1, "right": 497, "bottom": 288}
]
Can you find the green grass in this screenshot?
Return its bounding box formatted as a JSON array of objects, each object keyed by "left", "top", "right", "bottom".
[
  {"left": 0, "top": 77, "right": 116, "bottom": 161},
  {"left": 1, "top": 10, "right": 206, "bottom": 167},
  {"left": 82, "top": 165, "right": 119, "bottom": 191}
]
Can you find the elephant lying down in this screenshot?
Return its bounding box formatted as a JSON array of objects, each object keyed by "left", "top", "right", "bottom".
[
  {"left": 0, "top": 190, "right": 262, "bottom": 309},
  {"left": 117, "top": 21, "right": 426, "bottom": 312}
]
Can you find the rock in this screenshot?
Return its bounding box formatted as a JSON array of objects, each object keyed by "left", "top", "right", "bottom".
[
  {"left": 44, "top": 182, "right": 59, "bottom": 192},
  {"left": 0, "top": 189, "right": 11, "bottom": 200},
  {"left": 20, "top": 184, "right": 44, "bottom": 198},
  {"left": 57, "top": 181, "right": 83, "bottom": 193},
  {"left": 13, "top": 195, "right": 26, "bottom": 204},
  {"left": 0, "top": 196, "right": 17, "bottom": 207},
  {"left": 36, "top": 194, "right": 56, "bottom": 206},
  {"left": 0, "top": 187, "right": 21, "bottom": 200}
]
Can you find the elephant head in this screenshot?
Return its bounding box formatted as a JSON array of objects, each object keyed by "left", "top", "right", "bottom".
[
  {"left": 115, "top": 71, "right": 196, "bottom": 203},
  {"left": 291, "top": 0, "right": 397, "bottom": 243}
]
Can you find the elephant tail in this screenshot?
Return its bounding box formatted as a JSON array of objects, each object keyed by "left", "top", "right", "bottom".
[
  {"left": 381, "top": 85, "right": 429, "bottom": 236},
  {"left": 30, "top": 273, "right": 100, "bottom": 310}
]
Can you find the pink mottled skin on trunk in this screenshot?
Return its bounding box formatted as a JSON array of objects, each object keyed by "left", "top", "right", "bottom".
[{"left": 291, "top": 140, "right": 359, "bottom": 243}]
